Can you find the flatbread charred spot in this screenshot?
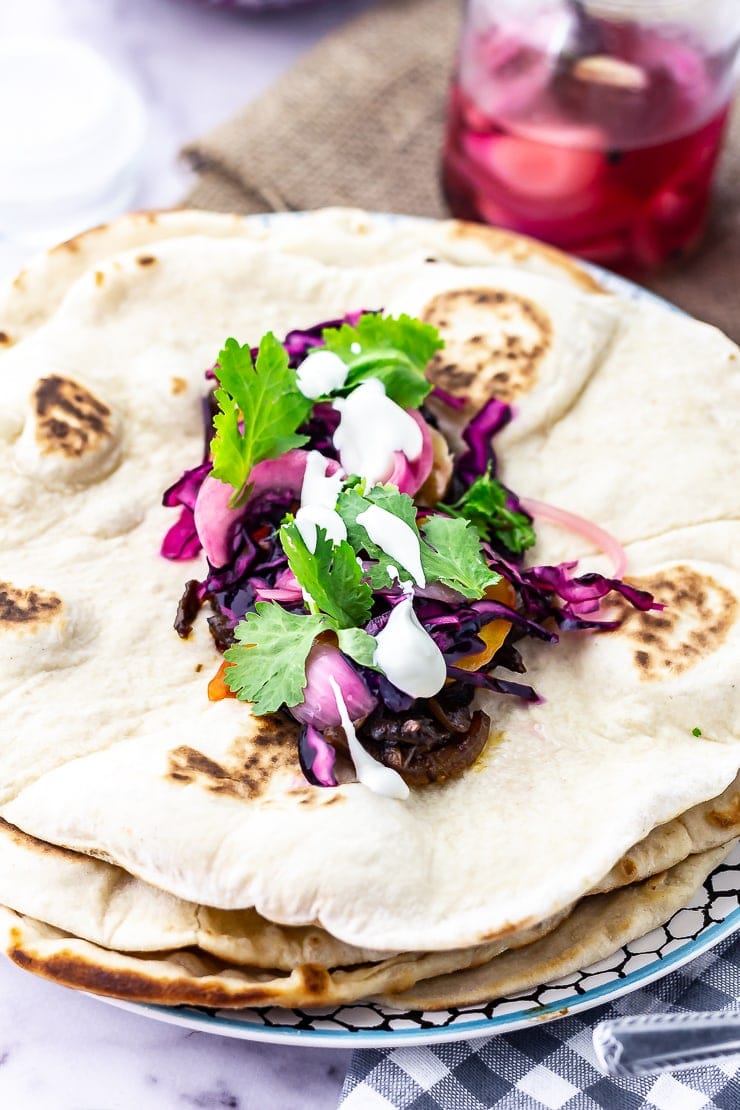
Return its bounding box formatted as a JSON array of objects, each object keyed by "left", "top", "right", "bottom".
[
  {"left": 32, "top": 375, "right": 113, "bottom": 459},
  {"left": 166, "top": 716, "right": 302, "bottom": 800},
  {"left": 170, "top": 376, "right": 188, "bottom": 395},
  {"left": 293, "top": 790, "right": 344, "bottom": 809},
  {"left": 298, "top": 963, "right": 331, "bottom": 995},
  {"left": 707, "top": 793, "right": 740, "bottom": 829},
  {"left": 0, "top": 818, "right": 81, "bottom": 862},
  {"left": 0, "top": 330, "right": 13, "bottom": 347},
  {"left": 5, "top": 934, "right": 291, "bottom": 1007},
  {"left": 50, "top": 236, "right": 81, "bottom": 255},
  {"left": 618, "top": 857, "right": 638, "bottom": 881},
  {"left": 477, "top": 918, "right": 530, "bottom": 944},
  {"left": 611, "top": 566, "right": 738, "bottom": 680},
  {"left": 0, "top": 582, "right": 62, "bottom": 631},
  {"left": 136, "top": 254, "right": 156, "bottom": 267},
  {"left": 421, "top": 288, "right": 552, "bottom": 406}
]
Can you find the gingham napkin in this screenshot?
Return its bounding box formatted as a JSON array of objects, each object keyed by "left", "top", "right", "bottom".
[{"left": 339, "top": 934, "right": 740, "bottom": 1109}]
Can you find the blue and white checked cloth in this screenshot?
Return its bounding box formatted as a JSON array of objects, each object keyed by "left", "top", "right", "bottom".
[{"left": 339, "top": 935, "right": 740, "bottom": 1109}]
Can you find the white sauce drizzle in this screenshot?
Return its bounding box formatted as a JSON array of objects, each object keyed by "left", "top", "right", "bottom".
[
  {"left": 373, "top": 596, "right": 447, "bottom": 698},
  {"left": 356, "top": 504, "right": 426, "bottom": 588},
  {"left": 328, "top": 676, "right": 409, "bottom": 800},
  {"left": 301, "top": 450, "right": 344, "bottom": 510},
  {"left": 295, "top": 349, "right": 349, "bottom": 399},
  {"left": 332, "top": 379, "right": 422, "bottom": 486},
  {"left": 295, "top": 450, "right": 347, "bottom": 553},
  {"left": 295, "top": 506, "right": 347, "bottom": 553}
]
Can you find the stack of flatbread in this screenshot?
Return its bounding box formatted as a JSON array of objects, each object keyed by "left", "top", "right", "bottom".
[{"left": 0, "top": 208, "right": 738, "bottom": 1015}]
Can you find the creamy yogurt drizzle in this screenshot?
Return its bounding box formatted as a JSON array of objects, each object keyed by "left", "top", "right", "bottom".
[
  {"left": 356, "top": 504, "right": 425, "bottom": 588},
  {"left": 328, "top": 675, "right": 409, "bottom": 800},
  {"left": 332, "top": 379, "right": 423, "bottom": 486},
  {"left": 295, "top": 349, "right": 348, "bottom": 400},
  {"left": 295, "top": 451, "right": 346, "bottom": 553},
  {"left": 374, "top": 596, "right": 447, "bottom": 699}
]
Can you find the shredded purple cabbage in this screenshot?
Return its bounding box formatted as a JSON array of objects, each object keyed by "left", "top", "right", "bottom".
[
  {"left": 430, "top": 384, "right": 467, "bottom": 411},
  {"left": 525, "top": 565, "right": 659, "bottom": 615},
  {"left": 298, "top": 724, "right": 338, "bottom": 787},
  {"left": 161, "top": 460, "right": 211, "bottom": 560},
  {"left": 282, "top": 310, "right": 367, "bottom": 367},
  {"left": 445, "top": 666, "right": 539, "bottom": 702},
  {"left": 455, "top": 398, "right": 512, "bottom": 486}
]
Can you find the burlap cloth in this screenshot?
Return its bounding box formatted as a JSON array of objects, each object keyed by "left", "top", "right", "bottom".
[{"left": 183, "top": 0, "right": 740, "bottom": 340}]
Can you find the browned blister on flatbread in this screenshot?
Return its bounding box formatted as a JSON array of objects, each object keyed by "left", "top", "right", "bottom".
[
  {"left": 422, "top": 287, "right": 552, "bottom": 407},
  {"left": 166, "top": 714, "right": 303, "bottom": 802},
  {"left": 32, "top": 375, "right": 114, "bottom": 460},
  {"left": 0, "top": 582, "right": 62, "bottom": 632},
  {"left": 14, "top": 374, "right": 121, "bottom": 490},
  {"left": 612, "top": 566, "right": 738, "bottom": 681},
  {"left": 0, "top": 581, "right": 73, "bottom": 686}
]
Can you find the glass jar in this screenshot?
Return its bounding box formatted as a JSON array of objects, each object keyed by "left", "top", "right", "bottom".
[{"left": 442, "top": 0, "right": 740, "bottom": 272}]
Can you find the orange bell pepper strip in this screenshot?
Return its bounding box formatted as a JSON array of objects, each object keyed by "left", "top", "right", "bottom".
[
  {"left": 454, "top": 578, "right": 517, "bottom": 672},
  {"left": 208, "top": 659, "right": 237, "bottom": 701}
]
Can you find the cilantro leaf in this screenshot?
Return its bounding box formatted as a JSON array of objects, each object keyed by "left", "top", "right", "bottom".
[
  {"left": 320, "top": 313, "right": 443, "bottom": 408},
  {"left": 420, "top": 515, "right": 501, "bottom": 599},
  {"left": 280, "top": 520, "right": 373, "bottom": 629},
  {"left": 337, "top": 485, "right": 421, "bottom": 589},
  {"left": 211, "top": 333, "right": 312, "bottom": 508},
  {"left": 441, "top": 469, "right": 536, "bottom": 555},
  {"left": 337, "top": 627, "right": 378, "bottom": 669},
  {"left": 224, "top": 605, "right": 331, "bottom": 713}
]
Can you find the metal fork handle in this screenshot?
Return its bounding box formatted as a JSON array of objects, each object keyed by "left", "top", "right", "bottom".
[{"left": 593, "top": 1010, "right": 740, "bottom": 1077}]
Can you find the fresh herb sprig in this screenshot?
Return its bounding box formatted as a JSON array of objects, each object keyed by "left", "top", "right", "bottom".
[
  {"left": 420, "top": 515, "right": 501, "bottom": 597},
  {"left": 320, "top": 313, "right": 443, "bottom": 408},
  {"left": 441, "top": 468, "right": 536, "bottom": 556},
  {"left": 279, "top": 519, "right": 373, "bottom": 629},
  {"left": 211, "top": 334, "right": 312, "bottom": 508}
]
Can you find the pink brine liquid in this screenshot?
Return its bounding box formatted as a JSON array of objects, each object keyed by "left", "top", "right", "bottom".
[{"left": 442, "top": 13, "right": 733, "bottom": 272}]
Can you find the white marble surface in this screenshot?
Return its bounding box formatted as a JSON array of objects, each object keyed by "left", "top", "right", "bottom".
[
  {"left": 0, "top": 0, "right": 375, "bottom": 1106},
  {"left": 0, "top": 959, "right": 351, "bottom": 1109}
]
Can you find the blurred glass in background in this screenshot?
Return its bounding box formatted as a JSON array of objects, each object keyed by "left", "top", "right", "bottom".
[
  {"left": 0, "top": 37, "right": 146, "bottom": 249},
  {"left": 0, "top": 1, "right": 146, "bottom": 263},
  {"left": 442, "top": 0, "right": 740, "bottom": 272}
]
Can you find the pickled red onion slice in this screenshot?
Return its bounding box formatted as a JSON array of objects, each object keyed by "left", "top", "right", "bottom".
[
  {"left": 194, "top": 449, "right": 343, "bottom": 567},
  {"left": 289, "top": 643, "right": 377, "bottom": 728},
  {"left": 520, "top": 496, "right": 627, "bottom": 579},
  {"left": 384, "top": 409, "right": 434, "bottom": 496}
]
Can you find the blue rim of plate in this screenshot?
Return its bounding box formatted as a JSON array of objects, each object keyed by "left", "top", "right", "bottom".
[{"left": 97, "top": 210, "right": 734, "bottom": 1048}]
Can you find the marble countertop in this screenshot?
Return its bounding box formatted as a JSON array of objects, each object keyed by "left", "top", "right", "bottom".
[
  {"left": 0, "top": 959, "right": 351, "bottom": 1109},
  {"left": 0, "top": 0, "right": 373, "bottom": 1106}
]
